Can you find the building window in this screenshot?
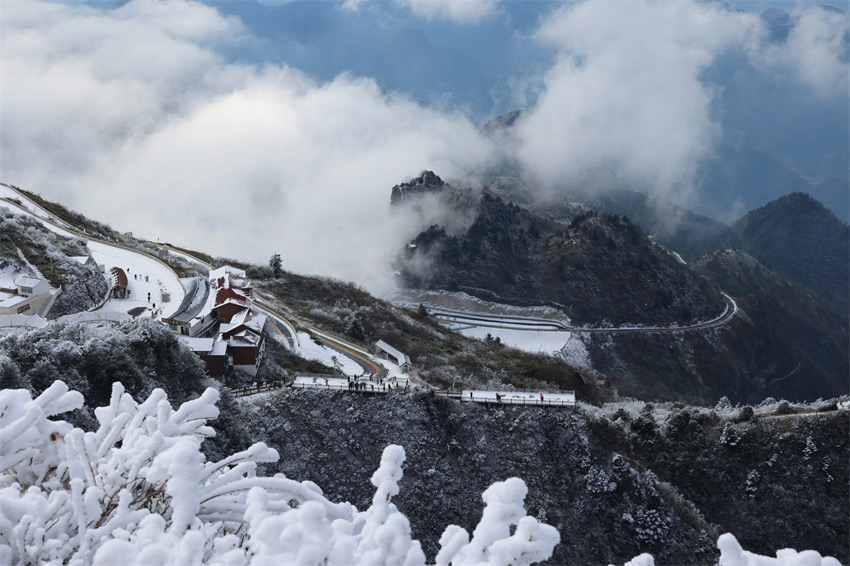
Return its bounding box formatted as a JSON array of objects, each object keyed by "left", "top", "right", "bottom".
[
  {"left": 181, "top": 327, "right": 189, "bottom": 335},
  {"left": 20, "top": 286, "right": 33, "bottom": 295}
]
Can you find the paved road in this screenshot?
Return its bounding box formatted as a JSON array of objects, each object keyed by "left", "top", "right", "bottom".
[{"left": 427, "top": 293, "right": 738, "bottom": 335}]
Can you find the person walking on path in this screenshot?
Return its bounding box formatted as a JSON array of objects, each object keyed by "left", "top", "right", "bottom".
[{"left": 540, "top": 394, "right": 544, "bottom": 402}]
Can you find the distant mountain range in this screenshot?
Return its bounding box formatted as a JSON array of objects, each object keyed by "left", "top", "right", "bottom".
[{"left": 392, "top": 171, "right": 849, "bottom": 403}]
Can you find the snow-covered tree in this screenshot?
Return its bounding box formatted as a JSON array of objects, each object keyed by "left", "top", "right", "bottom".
[{"left": 0, "top": 381, "right": 560, "bottom": 566}]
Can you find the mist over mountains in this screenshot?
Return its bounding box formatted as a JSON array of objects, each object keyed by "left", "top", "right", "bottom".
[{"left": 2, "top": 0, "right": 847, "bottom": 285}]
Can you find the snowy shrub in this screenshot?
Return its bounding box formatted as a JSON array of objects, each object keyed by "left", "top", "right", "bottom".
[
  {"left": 631, "top": 508, "right": 671, "bottom": 545},
  {"left": 434, "top": 477, "right": 560, "bottom": 566},
  {"left": 715, "top": 533, "right": 842, "bottom": 566},
  {"left": 664, "top": 409, "right": 691, "bottom": 438},
  {"left": 745, "top": 470, "right": 759, "bottom": 499},
  {"left": 612, "top": 407, "right": 631, "bottom": 422},
  {"left": 719, "top": 423, "right": 740, "bottom": 447},
  {"left": 619, "top": 533, "right": 842, "bottom": 565},
  {"left": 733, "top": 406, "right": 754, "bottom": 423},
  {"left": 584, "top": 466, "right": 617, "bottom": 494},
  {"left": 774, "top": 400, "right": 793, "bottom": 415},
  {"left": 803, "top": 436, "right": 817, "bottom": 461},
  {"left": 0, "top": 381, "right": 560, "bottom": 566},
  {"left": 812, "top": 398, "right": 838, "bottom": 412},
  {"left": 629, "top": 414, "right": 657, "bottom": 438}
]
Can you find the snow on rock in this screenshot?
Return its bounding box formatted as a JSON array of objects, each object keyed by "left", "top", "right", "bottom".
[
  {"left": 0, "top": 381, "right": 559, "bottom": 566},
  {"left": 560, "top": 335, "right": 593, "bottom": 369},
  {"left": 620, "top": 554, "right": 655, "bottom": 566}
]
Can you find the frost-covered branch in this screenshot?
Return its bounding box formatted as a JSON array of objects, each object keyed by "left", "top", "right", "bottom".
[{"left": 0, "top": 381, "right": 559, "bottom": 566}]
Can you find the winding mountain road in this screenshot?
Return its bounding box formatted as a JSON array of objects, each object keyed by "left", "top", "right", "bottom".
[{"left": 426, "top": 292, "right": 738, "bottom": 334}]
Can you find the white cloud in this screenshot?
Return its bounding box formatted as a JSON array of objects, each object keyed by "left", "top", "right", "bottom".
[
  {"left": 759, "top": 6, "right": 850, "bottom": 98},
  {"left": 2, "top": 0, "right": 846, "bottom": 294},
  {"left": 395, "top": 0, "right": 501, "bottom": 24},
  {"left": 0, "top": 0, "right": 492, "bottom": 293},
  {"left": 514, "top": 1, "right": 764, "bottom": 199}
]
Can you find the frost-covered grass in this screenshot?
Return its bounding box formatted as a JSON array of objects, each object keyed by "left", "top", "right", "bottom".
[
  {"left": 258, "top": 274, "right": 612, "bottom": 402},
  {"left": 0, "top": 207, "right": 91, "bottom": 289}
]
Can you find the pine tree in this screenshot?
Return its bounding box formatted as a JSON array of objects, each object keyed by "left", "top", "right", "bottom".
[{"left": 269, "top": 253, "right": 283, "bottom": 276}]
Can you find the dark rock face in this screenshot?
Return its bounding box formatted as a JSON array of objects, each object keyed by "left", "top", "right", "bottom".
[
  {"left": 717, "top": 192, "right": 850, "bottom": 313},
  {"left": 243, "top": 390, "right": 848, "bottom": 564},
  {"left": 390, "top": 171, "right": 449, "bottom": 206},
  {"left": 245, "top": 390, "right": 718, "bottom": 565},
  {"left": 621, "top": 408, "right": 850, "bottom": 563},
  {"left": 398, "top": 191, "right": 725, "bottom": 327}
]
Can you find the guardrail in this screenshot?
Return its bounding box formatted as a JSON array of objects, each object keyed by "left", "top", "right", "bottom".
[
  {"left": 433, "top": 390, "right": 576, "bottom": 407},
  {"left": 37, "top": 285, "right": 62, "bottom": 317},
  {"left": 465, "top": 396, "right": 575, "bottom": 407},
  {"left": 292, "top": 381, "right": 388, "bottom": 394},
  {"left": 230, "top": 382, "right": 286, "bottom": 398}
]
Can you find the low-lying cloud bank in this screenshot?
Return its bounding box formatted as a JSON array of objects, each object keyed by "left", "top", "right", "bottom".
[
  {"left": 1, "top": 0, "right": 492, "bottom": 293},
  {"left": 1, "top": 0, "right": 846, "bottom": 292}
]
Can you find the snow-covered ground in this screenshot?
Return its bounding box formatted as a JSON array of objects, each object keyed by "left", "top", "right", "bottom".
[
  {"left": 0, "top": 198, "right": 185, "bottom": 320},
  {"left": 89, "top": 241, "right": 185, "bottom": 319},
  {"left": 295, "top": 331, "right": 366, "bottom": 377},
  {"left": 458, "top": 326, "right": 572, "bottom": 355},
  {"left": 460, "top": 389, "right": 576, "bottom": 406},
  {"left": 0, "top": 184, "right": 54, "bottom": 222}
]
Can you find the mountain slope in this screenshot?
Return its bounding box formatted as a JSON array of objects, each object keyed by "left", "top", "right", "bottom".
[
  {"left": 717, "top": 192, "right": 849, "bottom": 312},
  {"left": 397, "top": 184, "right": 726, "bottom": 327},
  {"left": 694, "top": 249, "right": 849, "bottom": 401}
]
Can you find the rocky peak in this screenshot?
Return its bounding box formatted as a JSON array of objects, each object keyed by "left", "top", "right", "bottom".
[{"left": 390, "top": 171, "right": 448, "bottom": 205}]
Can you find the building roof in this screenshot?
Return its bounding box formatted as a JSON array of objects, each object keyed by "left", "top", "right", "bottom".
[
  {"left": 228, "top": 308, "right": 267, "bottom": 334},
  {"left": 169, "top": 277, "right": 211, "bottom": 324},
  {"left": 0, "top": 293, "right": 29, "bottom": 308},
  {"left": 109, "top": 267, "right": 128, "bottom": 290},
  {"left": 229, "top": 329, "right": 262, "bottom": 347},
  {"left": 176, "top": 336, "right": 215, "bottom": 354},
  {"left": 209, "top": 265, "right": 246, "bottom": 281},
  {"left": 375, "top": 339, "right": 412, "bottom": 366},
  {"left": 210, "top": 340, "right": 228, "bottom": 356},
  {"left": 214, "top": 287, "right": 252, "bottom": 310},
  {"left": 17, "top": 276, "right": 45, "bottom": 288}
]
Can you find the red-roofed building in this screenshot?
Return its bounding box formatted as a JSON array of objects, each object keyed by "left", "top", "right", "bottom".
[
  {"left": 213, "top": 287, "right": 252, "bottom": 322},
  {"left": 109, "top": 267, "right": 129, "bottom": 299}
]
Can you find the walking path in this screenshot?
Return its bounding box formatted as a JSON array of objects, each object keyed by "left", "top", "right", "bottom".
[{"left": 436, "top": 389, "right": 576, "bottom": 407}]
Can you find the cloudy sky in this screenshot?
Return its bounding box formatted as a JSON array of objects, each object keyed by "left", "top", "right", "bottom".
[{"left": 1, "top": 0, "right": 847, "bottom": 293}]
